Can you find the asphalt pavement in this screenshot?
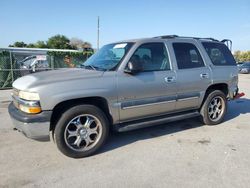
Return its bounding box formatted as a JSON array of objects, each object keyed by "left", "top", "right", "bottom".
[{"left": 0, "top": 74, "right": 250, "bottom": 188}]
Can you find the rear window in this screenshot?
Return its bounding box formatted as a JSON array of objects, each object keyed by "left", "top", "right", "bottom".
[{"left": 202, "top": 42, "right": 236, "bottom": 66}]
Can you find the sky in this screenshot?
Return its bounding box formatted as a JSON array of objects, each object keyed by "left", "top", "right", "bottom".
[{"left": 0, "top": 0, "right": 250, "bottom": 51}]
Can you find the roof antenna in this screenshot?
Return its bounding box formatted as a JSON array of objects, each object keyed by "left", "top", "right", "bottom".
[{"left": 97, "top": 16, "right": 100, "bottom": 50}]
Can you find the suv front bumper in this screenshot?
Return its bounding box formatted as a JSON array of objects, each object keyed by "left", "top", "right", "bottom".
[{"left": 8, "top": 102, "right": 52, "bottom": 141}]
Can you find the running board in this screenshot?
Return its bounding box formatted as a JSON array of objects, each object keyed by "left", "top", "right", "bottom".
[{"left": 115, "top": 110, "right": 200, "bottom": 132}]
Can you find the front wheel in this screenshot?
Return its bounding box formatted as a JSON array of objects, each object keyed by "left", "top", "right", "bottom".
[
  {"left": 54, "top": 105, "right": 109, "bottom": 158},
  {"left": 200, "top": 90, "right": 227, "bottom": 125}
]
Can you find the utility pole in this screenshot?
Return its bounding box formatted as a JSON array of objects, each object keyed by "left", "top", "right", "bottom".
[{"left": 97, "top": 16, "right": 100, "bottom": 50}]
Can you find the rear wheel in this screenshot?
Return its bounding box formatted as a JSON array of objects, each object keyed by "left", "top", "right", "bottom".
[
  {"left": 54, "top": 105, "right": 109, "bottom": 158},
  {"left": 200, "top": 90, "right": 227, "bottom": 125}
]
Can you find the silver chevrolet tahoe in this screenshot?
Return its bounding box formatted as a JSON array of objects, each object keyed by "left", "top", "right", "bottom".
[{"left": 8, "top": 35, "right": 239, "bottom": 158}]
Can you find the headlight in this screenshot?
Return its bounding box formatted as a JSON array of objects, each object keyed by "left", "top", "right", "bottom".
[
  {"left": 19, "top": 91, "right": 40, "bottom": 101},
  {"left": 12, "top": 89, "right": 42, "bottom": 114}
]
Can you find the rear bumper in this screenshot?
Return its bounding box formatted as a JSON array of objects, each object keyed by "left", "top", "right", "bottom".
[
  {"left": 228, "top": 86, "right": 239, "bottom": 99},
  {"left": 228, "top": 86, "right": 245, "bottom": 100},
  {"left": 8, "top": 102, "right": 52, "bottom": 141}
]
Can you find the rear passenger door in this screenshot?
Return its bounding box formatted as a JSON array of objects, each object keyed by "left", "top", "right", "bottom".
[{"left": 170, "top": 41, "right": 212, "bottom": 111}]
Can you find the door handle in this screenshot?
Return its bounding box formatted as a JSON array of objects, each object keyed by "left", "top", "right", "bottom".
[
  {"left": 165, "top": 76, "right": 175, "bottom": 83},
  {"left": 200, "top": 73, "right": 209, "bottom": 79},
  {"left": 230, "top": 73, "right": 237, "bottom": 78}
]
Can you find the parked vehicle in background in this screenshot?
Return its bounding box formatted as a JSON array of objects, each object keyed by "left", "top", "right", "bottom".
[
  {"left": 237, "top": 62, "right": 243, "bottom": 70},
  {"left": 238, "top": 62, "right": 250, "bottom": 74},
  {"left": 18, "top": 55, "right": 49, "bottom": 75},
  {"left": 8, "top": 35, "right": 241, "bottom": 158},
  {"left": 237, "top": 63, "right": 243, "bottom": 72}
]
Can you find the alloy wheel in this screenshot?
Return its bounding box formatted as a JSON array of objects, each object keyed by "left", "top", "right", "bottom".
[{"left": 64, "top": 114, "right": 102, "bottom": 151}]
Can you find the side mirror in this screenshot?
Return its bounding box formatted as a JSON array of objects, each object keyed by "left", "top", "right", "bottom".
[{"left": 124, "top": 61, "right": 143, "bottom": 74}]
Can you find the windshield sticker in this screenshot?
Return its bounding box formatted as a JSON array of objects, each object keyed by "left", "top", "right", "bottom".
[
  {"left": 114, "top": 43, "right": 127, "bottom": 49},
  {"left": 36, "top": 55, "right": 47, "bottom": 60}
]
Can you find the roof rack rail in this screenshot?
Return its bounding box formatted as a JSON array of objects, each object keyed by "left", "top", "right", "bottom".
[
  {"left": 154, "top": 35, "right": 219, "bottom": 42},
  {"left": 192, "top": 37, "right": 219, "bottom": 42},
  {"left": 154, "top": 35, "right": 179, "bottom": 39}
]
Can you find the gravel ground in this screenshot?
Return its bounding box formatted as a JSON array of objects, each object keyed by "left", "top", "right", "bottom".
[{"left": 0, "top": 74, "right": 250, "bottom": 188}]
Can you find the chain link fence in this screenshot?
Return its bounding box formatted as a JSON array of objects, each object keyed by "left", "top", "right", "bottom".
[{"left": 0, "top": 49, "right": 92, "bottom": 89}]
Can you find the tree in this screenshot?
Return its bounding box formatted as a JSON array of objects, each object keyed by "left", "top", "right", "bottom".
[
  {"left": 8, "top": 35, "right": 93, "bottom": 50},
  {"left": 47, "top": 35, "right": 73, "bottom": 49},
  {"left": 70, "top": 38, "right": 93, "bottom": 50},
  {"left": 234, "top": 50, "right": 241, "bottom": 62},
  {"left": 9, "top": 41, "right": 27, "bottom": 47},
  {"left": 70, "top": 38, "right": 84, "bottom": 49},
  {"left": 26, "top": 43, "right": 36, "bottom": 48},
  {"left": 233, "top": 51, "right": 250, "bottom": 62},
  {"left": 82, "top": 42, "right": 92, "bottom": 49},
  {"left": 35, "top": 41, "right": 48, "bottom": 48}
]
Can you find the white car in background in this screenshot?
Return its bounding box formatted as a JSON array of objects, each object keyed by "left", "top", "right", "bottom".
[{"left": 19, "top": 55, "right": 49, "bottom": 75}]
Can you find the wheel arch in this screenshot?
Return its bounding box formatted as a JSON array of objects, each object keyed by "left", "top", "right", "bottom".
[
  {"left": 200, "top": 83, "right": 228, "bottom": 109},
  {"left": 206, "top": 83, "right": 228, "bottom": 96},
  {"left": 50, "top": 96, "right": 113, "bottom": 132}
]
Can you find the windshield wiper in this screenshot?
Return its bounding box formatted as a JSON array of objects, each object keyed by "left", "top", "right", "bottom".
[
  {"left": 81, "top": 64, "right": 97, "bottom": 71},
  {"left": 87, "top": 65, "right": 96, "bottom": 70},
  {"left": 81, "top": 64, "right": 109, "bottom": 71}
]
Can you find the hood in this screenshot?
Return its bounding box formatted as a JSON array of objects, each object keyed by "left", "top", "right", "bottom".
[{"left": 13, "top": 68, "right": 104, "bottom": 90}]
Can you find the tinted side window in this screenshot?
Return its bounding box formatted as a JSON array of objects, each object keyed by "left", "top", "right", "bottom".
[
  {"left": 173, "top": 43, "right": 204, "bottom": 69},
  {"left": 202, "top": 42, "right": 236, "bottom": 66},
  {"left": 130, "top": 43, "right": 170, "bottom": 71}
]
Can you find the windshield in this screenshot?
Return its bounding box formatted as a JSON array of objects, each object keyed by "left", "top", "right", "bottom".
[
  {"left": 19, "top": 56, "right": 36, "bottom": 66},
  {"left": 83, "top": 42, "right": 134, "bottom": 71},
  {"left": 22, "top": 58, "right": 36, "bottom": 67}
]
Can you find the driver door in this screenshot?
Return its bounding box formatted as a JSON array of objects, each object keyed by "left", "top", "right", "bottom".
[{"left": 117, "top": 42, "right": 177, "bottom": 122}]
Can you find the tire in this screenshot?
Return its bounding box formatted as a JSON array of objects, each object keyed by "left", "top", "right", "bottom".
[
  {"left": 54, "top": 105, "right": 109, "bottom": 158},
  {"left": 200, "top": 90, "right": 227, "bottom": 125}
]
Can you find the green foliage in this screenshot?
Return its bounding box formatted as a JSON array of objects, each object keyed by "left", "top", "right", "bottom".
[
  {"left": 8, "top": 34, "right": 93, "bottom": 50},
  {"left": 9, "top": 41, "right": 27, "bottom": 47},
  {"left": 47, "top": 35, "right": 74, "bottom": 49},
  {"left": 47, "top": 50, "right": 93, "bottom": 69},
  {"left": 234, "top": 51, "right": 250, "bottom": 62},
  {"left": 35, "top": 41, "right": 48, "bottom": 48},
  {"left": 26, "top": 43, "right": 36, "bottom": 48},
  {"left": 0, "top": 51, "right": 17, "bottom": 88},
  {"left": 47, "top": 51, "right": 93, "bottom": 57},
  {"left": 0, "top": 51, "right": 10, "bottom": 56}
]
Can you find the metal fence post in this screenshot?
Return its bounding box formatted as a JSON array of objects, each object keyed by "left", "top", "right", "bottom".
[
  {"left": 9, "top": 51, "right": 14, "bottom": 83},
  {"left": 51, "top": 55, "right": 54, "bottom": 69}
]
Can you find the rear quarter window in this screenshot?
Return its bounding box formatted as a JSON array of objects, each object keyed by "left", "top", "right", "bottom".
[{"left": 202, "top": 42, "right": 236, "bottom": 66}]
